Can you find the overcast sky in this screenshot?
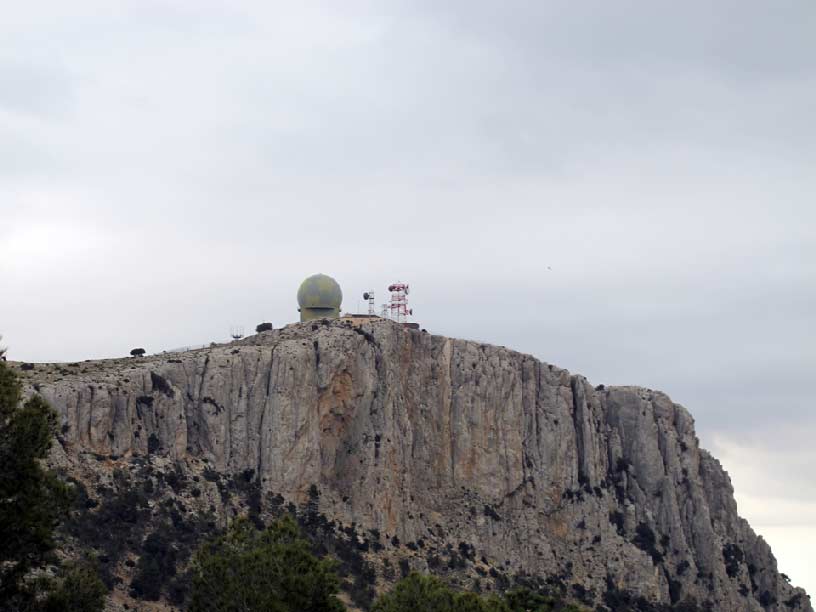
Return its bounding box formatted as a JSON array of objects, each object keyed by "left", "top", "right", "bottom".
[{"left": 1, "top": 0, "right": 814, "bottom": 596}]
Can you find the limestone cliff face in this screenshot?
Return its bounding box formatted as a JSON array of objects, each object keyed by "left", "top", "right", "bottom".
[{"left": 24, "top": 320, "right": 811, "bottom": 611}]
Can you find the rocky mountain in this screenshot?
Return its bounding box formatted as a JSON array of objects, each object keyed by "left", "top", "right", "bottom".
[{"left": 13, "top": 319, "right": 811, "bottom": 611}]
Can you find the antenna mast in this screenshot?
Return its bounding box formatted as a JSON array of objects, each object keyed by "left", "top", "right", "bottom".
[
  {"left": 387, "top": 282, "right": 413, "bottom": 323},
  {"left": 362, "top": 291, "right": 376, "bottom": 316}
]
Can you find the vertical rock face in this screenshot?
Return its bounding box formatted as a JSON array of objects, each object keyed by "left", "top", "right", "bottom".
[{"left": 26, "top": 320, "right": 811, "bottom": 611}]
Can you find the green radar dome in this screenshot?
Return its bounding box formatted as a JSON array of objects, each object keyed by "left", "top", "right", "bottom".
[{"left": 297, "top": 273, "right": 343, "bottom": 322}]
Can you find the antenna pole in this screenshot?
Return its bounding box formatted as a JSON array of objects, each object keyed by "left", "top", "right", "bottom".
[
  {"left": 362, "top": 291, "right": 376, "bottom": 316},
  {"left": 387, "top": 282, "right": 412, "bottom": 323}
]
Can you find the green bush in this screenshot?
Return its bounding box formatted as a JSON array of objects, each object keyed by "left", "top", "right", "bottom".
[
  {"left": 43, "top": 563, "right": 106, "bottom": 612},
  {"left": 372, "top": 573, "right": 508, "bottom": 612},
  {"left": 188, "top": 515, "right": 344, "bottom": 612},
  {"left": 372, "top": 574, "right": 589, "bottom": 612}
]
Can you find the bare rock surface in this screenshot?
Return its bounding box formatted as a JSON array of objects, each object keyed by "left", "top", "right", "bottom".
[{"left": 14, "top": 319, "right": 811, "bottom": 611}]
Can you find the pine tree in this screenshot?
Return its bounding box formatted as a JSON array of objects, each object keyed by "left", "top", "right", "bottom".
[
  {"left": 0, "top": 361, "right": 103, "bottom": 611},
  {"left": 189, "top": 515, "right": 345, "bottom": 612}
]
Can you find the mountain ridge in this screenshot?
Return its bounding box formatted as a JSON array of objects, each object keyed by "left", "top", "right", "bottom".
[{"left": 12, "top": 318, "right": 812, "bottom": 611}]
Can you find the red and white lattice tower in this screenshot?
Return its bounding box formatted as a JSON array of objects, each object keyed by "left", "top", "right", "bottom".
[{"left": 387, "top": 282, "right": 413, "bottom": 323}]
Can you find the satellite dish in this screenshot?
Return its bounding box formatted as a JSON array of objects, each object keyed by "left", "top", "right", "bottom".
[
  {"left": 405, "top": 285, "right": 410, "bottom": 295},
  {"left": 363, "top": 292, "right": 370, "bottom": 300}
]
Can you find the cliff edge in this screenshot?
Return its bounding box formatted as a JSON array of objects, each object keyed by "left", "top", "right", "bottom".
[{"left": 14, "top": 319, "right": 811, "bottom": 611}]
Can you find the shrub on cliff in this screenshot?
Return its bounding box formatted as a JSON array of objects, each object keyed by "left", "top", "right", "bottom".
[
  {"left": 42, "top": 563, "right": 107, "bottom": 612},
  {"left": 130, "top": 348, "right": 146, "bottom": 357},
  {"left": 188, "top": 515, "right": 344, "bottom": 612},
  {"left": 504, "top": 587, "right": 585, "bottom": 611},
  {"left": 255, "top": 322, "right": 274, "bottom": 333},
  {"left": 372, "top": 574, "right": 587, "bottom": 612},
  {"left": 372, "top": 573, "right": 508, "bottom": 612}
]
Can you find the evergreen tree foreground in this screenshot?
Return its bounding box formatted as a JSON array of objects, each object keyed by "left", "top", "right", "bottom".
[
  {"left": 0, "top": 361, "right": 106, "bottom": 612},
  {"left": 189, "top": 515, "right": 345, "bottom": 612}
]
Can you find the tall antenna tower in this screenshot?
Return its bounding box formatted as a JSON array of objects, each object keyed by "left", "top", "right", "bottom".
[
  {"left": 387, "top": 282, "right": 413, "bottom": 323},
  {"left": 362, "top": 291, "right": 376, "bottom": 315},
  {"left": 230, "top": 326, "right": 244, "bottom": 340}
]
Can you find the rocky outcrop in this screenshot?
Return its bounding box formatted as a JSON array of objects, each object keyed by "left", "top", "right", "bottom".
[{"left": 18, "top": 319, "right": 811, "bottom": 611}]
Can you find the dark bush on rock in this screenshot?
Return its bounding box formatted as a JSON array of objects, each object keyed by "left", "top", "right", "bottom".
[
  {"left": 43, "top": 562, "right": 107, "bottom": 612},
  {"left": 633, "top": 523, "right": 664, "bottom": 564}
]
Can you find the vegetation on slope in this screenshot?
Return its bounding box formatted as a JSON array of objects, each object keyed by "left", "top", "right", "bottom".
[
  {"left": 371, "top": 572, "right": 585, "bottom": 612},
  {"left": 184, "top": 514, "right": 588, "bottom": 612},
  {"left": 0, "top": 361, "right": 106, "bottom": 611},
  {"left": 188, "top": 515, "right": 344, "bottom": 612}
]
